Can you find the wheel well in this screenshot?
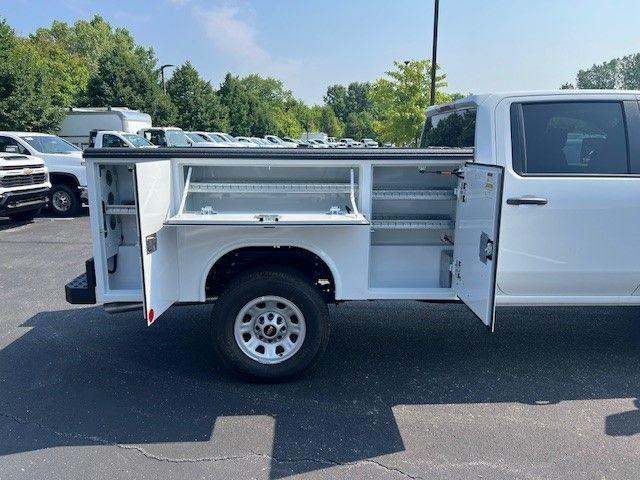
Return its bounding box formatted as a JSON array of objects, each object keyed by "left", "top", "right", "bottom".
[
  {"left": 50, "top": 173, "right": 79, "bottom": 189},
  {"left": 205, "top": 247, "right": 336, "bottom": 303}
]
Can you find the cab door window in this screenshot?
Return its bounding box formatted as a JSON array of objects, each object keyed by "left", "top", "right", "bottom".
[{"left": 511, "top": 101, "right": 629, "bottom": 174}]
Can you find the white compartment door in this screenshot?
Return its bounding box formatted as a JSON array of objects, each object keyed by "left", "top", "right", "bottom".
[
  {"left": 134, "top": 160, "right": 178, "bottom": 326},
  {"left": 452, "top": 163, "right": 504, "bottom": 331}
]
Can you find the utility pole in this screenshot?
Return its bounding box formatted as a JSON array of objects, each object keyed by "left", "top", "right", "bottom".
[
  {"left": 429, "top": 0, "right": 440, "bottom": 106},
  {"left": 160, "top": 64, "right": 174, "bottom": 94}
]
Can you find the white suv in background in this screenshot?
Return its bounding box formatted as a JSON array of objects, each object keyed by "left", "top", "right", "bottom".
[
  {"left": 0, "top": 132, "right": 85, "bottom": 216},
  {"left": 0, "top": 152, "right": 50, "bottom": 222}
]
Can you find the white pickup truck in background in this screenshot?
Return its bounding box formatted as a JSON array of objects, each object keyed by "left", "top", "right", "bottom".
[
  {"left": 66, "top": 90, "right": 640, "bottom": 381},
  {"left": 0, "top": 152, "right": 50, "bottom": 221},
  {"left": 0, "top": 132, "right": 85, "bottom": 216}
]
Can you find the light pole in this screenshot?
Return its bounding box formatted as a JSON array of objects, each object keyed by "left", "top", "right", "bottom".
[
  {"left": 429, "top": 0, "right": 440, "bottom": 106},
  {"left": 160, "top": 64, "right": 174, "bottom": 94}
]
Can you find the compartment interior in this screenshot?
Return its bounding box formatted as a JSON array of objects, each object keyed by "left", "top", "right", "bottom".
[
  {"left": 369, "top": 164, "right": 460, "bottom": 289},
  {"left": 98, "top": 163, "right": 142, "bottom": 292},
  {"left": 169, "top": 165, "right": 366, "bottom": 224}
]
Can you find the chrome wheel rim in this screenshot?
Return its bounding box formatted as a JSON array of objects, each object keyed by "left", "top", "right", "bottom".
[
  {"left": 52, "top": 190, "right": 71, "bottom": 212},
  {"left": 233, "top": 296, "right": 306, "bottom": 364}
]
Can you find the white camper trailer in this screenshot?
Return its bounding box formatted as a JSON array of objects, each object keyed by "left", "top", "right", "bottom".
[{"left": 58, "top": 107, "right": 152, "bottom": 149}]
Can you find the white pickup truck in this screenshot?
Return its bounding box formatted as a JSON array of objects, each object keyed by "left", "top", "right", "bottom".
[
  {"left": 89, "top": 130, "right": 155, "bottom": 149},
  {"left": 0, "top": 132, "right": 85, "bottom": 216},
  {"left": 66, "top": 90, "right": 640, "bottom": 381}
]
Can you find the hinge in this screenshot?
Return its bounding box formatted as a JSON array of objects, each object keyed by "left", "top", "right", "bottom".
[
  {"left": 450, "top": 259, "right": 462, "bottom": 279},
  {"left": 456, "top": 182, "right": 467, "bottom": 202}
]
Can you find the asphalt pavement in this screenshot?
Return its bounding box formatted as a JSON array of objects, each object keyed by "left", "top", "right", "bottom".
[{"left": 1, "top": 212, "right": 640, "bottom": 479}]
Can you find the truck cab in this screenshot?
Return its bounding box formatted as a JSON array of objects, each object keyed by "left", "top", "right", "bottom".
[
  {"left": 90, "top": 130, "right": 154, "bottom": 148},
  {"left": 422, "top": 90, "right": 640, "bottom": 304}
]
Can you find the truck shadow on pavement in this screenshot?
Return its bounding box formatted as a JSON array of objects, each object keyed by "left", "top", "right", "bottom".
[{"left": 1, "top": 302, "right": 640, "bottom": 477}]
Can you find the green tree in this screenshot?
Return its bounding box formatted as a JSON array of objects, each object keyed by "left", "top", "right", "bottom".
[
  {"left": 317, "top": 106, "right": 343, "bottom": 137},
  {"left": 576, "top": 59, "right": 620, "bottom": 89},
  {"left": 564, "top": 53, "right": 640, "bottom": 90},
  {"left": 345, "top": 82, "right": 372, "bottom": 115},
  {"left": 344, "top": 111, "right": 375, "bottom": 140},
  {"left": 324, "top": 84, "right": 348, "bottom": 122},
  {"left": 0, "top": 21, "right": 65, "bottom": 132},
  {"left": 86, "top": 44, "right": 175, "bottom": 125},
  {"left": 166, "top": 62, "right": 228, "bottom": 131},
  {"left": 219, "top": 73, "right": 251, "bottom": 135},
  {"left": 29, "top": 35, "right": 89, "bottom": 108},
  {"left": 32, "top": 16, "right": 150, "bottom": 76},
  {"left": 370, "top": 59, "right": 448, "bottom": 146}
]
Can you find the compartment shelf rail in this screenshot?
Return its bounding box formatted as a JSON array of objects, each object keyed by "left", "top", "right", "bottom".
[{"left": 372, "top": 189, "right": 455, "bottom": 201}]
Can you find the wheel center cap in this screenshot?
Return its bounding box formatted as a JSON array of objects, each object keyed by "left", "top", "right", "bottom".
[{"left": 263, "top": 325, "right": 277, "bottom": 337}]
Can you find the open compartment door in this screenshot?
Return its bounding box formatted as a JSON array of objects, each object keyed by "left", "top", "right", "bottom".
[
  {"left": 452, "top": 163, "right": 504, "bottom": 331},
  {"left": 134, "top": 160, "right": 178, "bottom": 325}
]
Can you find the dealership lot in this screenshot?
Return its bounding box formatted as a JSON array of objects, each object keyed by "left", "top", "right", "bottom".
[{"left": 1, "top": 214, "right": 640, "bottom": 479}]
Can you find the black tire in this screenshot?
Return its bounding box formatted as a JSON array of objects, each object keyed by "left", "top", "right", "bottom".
[
  {"left": 211, "top": 268, "right": 330, "bottom": 382},
  {"left": 50, "top": 183, "right": 80, "bottom": 216},
  {"left": 8, "top": 208, "right": 41, "bottom": 222}
]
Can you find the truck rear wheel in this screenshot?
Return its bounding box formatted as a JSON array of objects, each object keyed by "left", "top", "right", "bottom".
[{"left": 211, "top": 268, "right": 330, "bottom": 381}]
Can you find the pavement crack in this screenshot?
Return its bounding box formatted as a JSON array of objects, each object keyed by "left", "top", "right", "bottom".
[{"left": 1, "top": 411, "right": 422, "bottom": 477}]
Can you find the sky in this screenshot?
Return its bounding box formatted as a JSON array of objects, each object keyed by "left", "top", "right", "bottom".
[{"left": 2, "top": 0, "right": 640, "bottom": 104}]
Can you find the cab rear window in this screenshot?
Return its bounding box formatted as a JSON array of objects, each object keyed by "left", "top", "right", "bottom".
[{"left": 420, "top": 108, "right": 476, "bottom": 148}]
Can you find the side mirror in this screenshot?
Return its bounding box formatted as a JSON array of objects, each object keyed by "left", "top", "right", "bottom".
[{"left": 4, "top": 146, "right": 18, "bottom": 153}]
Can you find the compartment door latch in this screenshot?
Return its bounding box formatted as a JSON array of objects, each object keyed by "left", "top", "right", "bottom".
[
  {"left": 479, "top": 232, "right": 493, "bottom": 263},
  {"left": 146, "top": 233, "right": 158, "bottom": 254}
]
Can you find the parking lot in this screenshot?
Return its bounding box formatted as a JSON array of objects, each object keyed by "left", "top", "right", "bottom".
[{"left": 0, "top": 213, "right": 639, "bottom": 479}]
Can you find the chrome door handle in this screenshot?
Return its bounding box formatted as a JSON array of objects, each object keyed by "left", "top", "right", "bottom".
[{"left": 506, "top": 196, "right": 548, "bottom": 206}]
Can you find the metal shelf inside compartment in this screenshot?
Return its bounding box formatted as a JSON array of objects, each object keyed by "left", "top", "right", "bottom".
[
  {"left": 104, "top": 204, "right": 136, "bottom": 215},
  {"left": 188, "top": 182, "right": 353, "bottom": 194},
  {"left": 371, "top": 214, "right": 454, "bottom": 230},
  {"left": 371, "top": 188, "right": 455, "bottom": 200}
]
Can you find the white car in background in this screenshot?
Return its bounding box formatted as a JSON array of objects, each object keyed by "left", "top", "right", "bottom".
[
  {"left": 362, "top": 138, "right": 379, "bottom": 148},
  {"left": 253, "top": 137, "right": 281, "bottom": 148},
  {"left": 193, "top": 132, "right": 231, "bottom": 147},
  {"left": 236, "top": 136, "right": 260, "bottom": 147},
  {"left": 310, "top": 139, "right": 330, "bottom": 148},
  {"left": 339, "top": 138, "right": 363, "bottom": 148},
  {"left": 185, "top": 132, "right": 226, "bottom": 147},
  {"left": 282, "top": 137, "right": 301, "bottom": 146},
  {"left": 0, "top": 131, "right": 85, "bottom": 216},
  {"left": 211, "top": 132, "right": 246, "bottom": 147},
  {"left": 264, "top": 135, "right": 298, "bottom": 148}
]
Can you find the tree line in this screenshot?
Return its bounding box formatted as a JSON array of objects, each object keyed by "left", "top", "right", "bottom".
[
  {"left": 0, "top": 15, "right": 463, "bottom": 145},
  {"left": 562, "top": 53, "right": 640, "bottom": 90}
]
